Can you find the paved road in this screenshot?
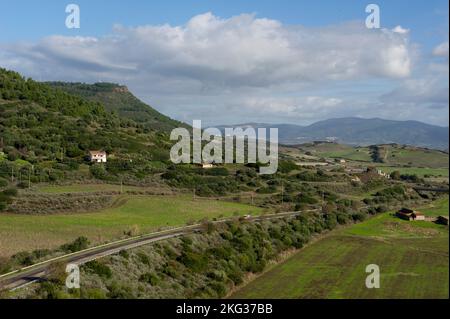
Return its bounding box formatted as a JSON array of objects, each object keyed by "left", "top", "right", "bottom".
[{"left": 0, "top": 210, "right": 312, "bottom": 291}]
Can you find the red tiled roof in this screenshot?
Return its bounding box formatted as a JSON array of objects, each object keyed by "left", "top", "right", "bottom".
[{"left": 89, "top": 150, "right": 106, "bottom": 155}]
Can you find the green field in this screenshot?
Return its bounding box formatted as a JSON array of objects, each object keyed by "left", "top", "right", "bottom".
[
  {"left": 298, "top": 143, "right": 449, "bottom": 168},
  {"left": 302, "top": 144, "right": 373, "bottom": 162},
  {"left": 0, "top": 195, "right": 263, "bottom": 257},
  {"left": 381, "top": 146, "right": 449, "bottom": 168},
  {"left": 377, "top": 166, "right": 449, "bottom": 178},
  {"left": 319, "top": 150, "right": 372, "bottom": 162},
  {"left": 421, "top": 197, "right": 449, "bottom": 217},
  {"left": 232, "top": 198, "right": 449, "bottom": 299}
]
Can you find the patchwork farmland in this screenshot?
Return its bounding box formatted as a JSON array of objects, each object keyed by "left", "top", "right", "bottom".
[{"left": 231, "top": 198, "right": 449, "bottom": 299}]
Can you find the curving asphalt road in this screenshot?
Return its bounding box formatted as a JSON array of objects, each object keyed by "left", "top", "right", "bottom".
[{"left": 0, "top": 210, "right": 313, "bottom": 291}]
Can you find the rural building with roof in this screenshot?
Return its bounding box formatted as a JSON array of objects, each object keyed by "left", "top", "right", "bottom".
[
  {"left": 88, "top": 150, "right": 107, "bottom": 163},
  {"left": 396, "top": 208, "right": 426, "bottom": 221}
]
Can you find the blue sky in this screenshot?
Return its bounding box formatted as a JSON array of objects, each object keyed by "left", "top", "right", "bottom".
[
  {"left": 0, "top": 0, "right": 448, "bottom": 126},
  {"left": 1, "top": 0, "right": 447, "bottom": 46}
]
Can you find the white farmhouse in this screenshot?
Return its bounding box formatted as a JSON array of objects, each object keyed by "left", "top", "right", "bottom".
[{"left": 88, "top": 150, "right": 107, "bottom": 163}]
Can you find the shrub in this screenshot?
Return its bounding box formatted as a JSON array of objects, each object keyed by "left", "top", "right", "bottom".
[
  {"left": 177, "top": 251, "right": 208, "bottom": 272},
  {"left": 81, "top": 288, "right": 107, "bottom": 299},
  {"left": 226, "top": 267, "right": 244, "bottom": 285},
  {"left": 11, "top": 251, "right": 34, "bottom": 266},
  {"left": 89, "top": 164, "right": 108, "bottom": 180},
  {"left": 296, "top": 193, "right": 318, "bottom": 205},
  {"left": 137, "top": 252, "right": 151, "bottom": 265},
  {"left": 376, "top": 205, "right": 389, "bottom": 213},
  {"left": 390, "top": 171, "right": 401, "bottom": 180},
  {"left": 256, "top": 186, "right": 277, "bottom": 194},
  {"left": 278, "top": 161, "right": 298, "bottom": 174},
  {"left": 205, "top": 167, "right": 229, "bottom": 176},
  {"left": 0, "top": 257, "right": 12, "bottom": 274},
  {"left": 139, "top": 272, "right": 160, "bottom": 285},
  {"left": 16, "top": 182, "right": 28, "bottom": 189},
  {"left": 400, "top": 174, "right": 422, "bottom": 183},
  {"left": 32, "top": 249, "right": 51, "bottom": 260},
  {"left": 2, "top": 188, "right": 17, "bottom": 196},
  {"left": 209, "top": 281, "right": 228, "bottom": 298},
  {"left": 60, "top": 236, "right": 90, "bottom": 253},
  {"left": 351, "top": 212, "right": 367, "bottom": 222},
  {"left": 118, "top": 250, "right": 129, "bottom": 259},
  {"left": 336, "top": 213, "right": 349, "bottom": 225},
  {"left": 84, "top": 260, "right": 112, "bottom": 279},
  {"left": 107, "top": 281, "right": 135, "bottom": 299},
  {"left": 124, "top": 224, "right": 140, "bottom": 237},
  {"left": 0, "top": 193, "right": 12, "bottom": 205},
  {"left": 162, "top": 261, "right": 182, "bottom": 278},
  {"left": 36, "top": 281, "right": 65, "bottom": 299},
  {"left": 324, "top": 214, "right": 338, "bottom": 230},
  {"left": 0, "top": 178, "right": 8, "bottom": 187}
]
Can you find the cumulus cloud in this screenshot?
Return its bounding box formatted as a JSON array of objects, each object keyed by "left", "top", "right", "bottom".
[
  {"left": 0, "top": 12, "right": 446, "bottom": 126},
  {"left": 1, "top": 12, "right": 412, "bottom": 87}
]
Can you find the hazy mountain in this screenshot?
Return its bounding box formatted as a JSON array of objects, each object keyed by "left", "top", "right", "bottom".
[{"left": 214, "top": 117, "right": 449, "bottom": 150}]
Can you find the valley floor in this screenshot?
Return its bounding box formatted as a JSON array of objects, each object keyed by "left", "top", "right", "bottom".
[
  {"left": 0, "top": 194, "right": 263, "bottom": 257},
  {"left": 231, "top": 198, "right": 449, "bottom": 299}
]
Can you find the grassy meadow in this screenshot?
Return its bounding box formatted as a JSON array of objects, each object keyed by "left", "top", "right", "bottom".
[
  {"left": 0, "top": 195, "right": 263, "bottom": 257},
  {"left": 298, "top": 143, "right": 449, "bottom": 169},
  {"left": 420, "top": 197, "right": 449, "bottom": 217},
  {"left": 301, "top": 144, "right": 373, "bottom": 162},
  {"left": 377, "top": 166, "right": 449, "bottom": 178},
  {"left": 379, "top": 146, "right": 449, "bottom": 168},
  {"left": 231, "top": 197, "right": 449, "bottom": 299}
]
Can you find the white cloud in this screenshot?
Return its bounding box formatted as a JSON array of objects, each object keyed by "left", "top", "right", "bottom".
[
  {"left": 433, "top": 41, "right": 449, "bottom": 57},
  {"left": 392, "top": 25, "right": 409, "bottom": 34},
  {"left": 1, "top": 12, "right": 413, "bottom": 87},
  {"left": 0, "top": 12, "right": 446, "bottom": 126}
]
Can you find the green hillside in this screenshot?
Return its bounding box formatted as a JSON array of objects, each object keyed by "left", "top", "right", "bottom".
[
  {"left": 0, "top": 68, "right": 174, "bottom": 185},
  {"left": 299, "top": 142, "right": 449, "bottom": 168},
  {"left": 47, "top": 82, "right": 187, "bottom": 132},
  {"left": 377, "top": 144, "right": 449, "bottom": 168}
]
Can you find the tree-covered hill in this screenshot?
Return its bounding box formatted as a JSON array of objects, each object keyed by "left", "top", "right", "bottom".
[
  {"left": 46, "top": 82, "right": 187, "bottom": 132},
  {"left": 0, "top": 69, "right": 106, "bottom": 119},
  {"left": 0, "top": 68, "right": 174, "bottom": 185}
]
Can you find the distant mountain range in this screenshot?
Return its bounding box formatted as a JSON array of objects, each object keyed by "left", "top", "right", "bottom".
[{"left": 213, "top": 117, "right": 449, "bottom": 150}]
